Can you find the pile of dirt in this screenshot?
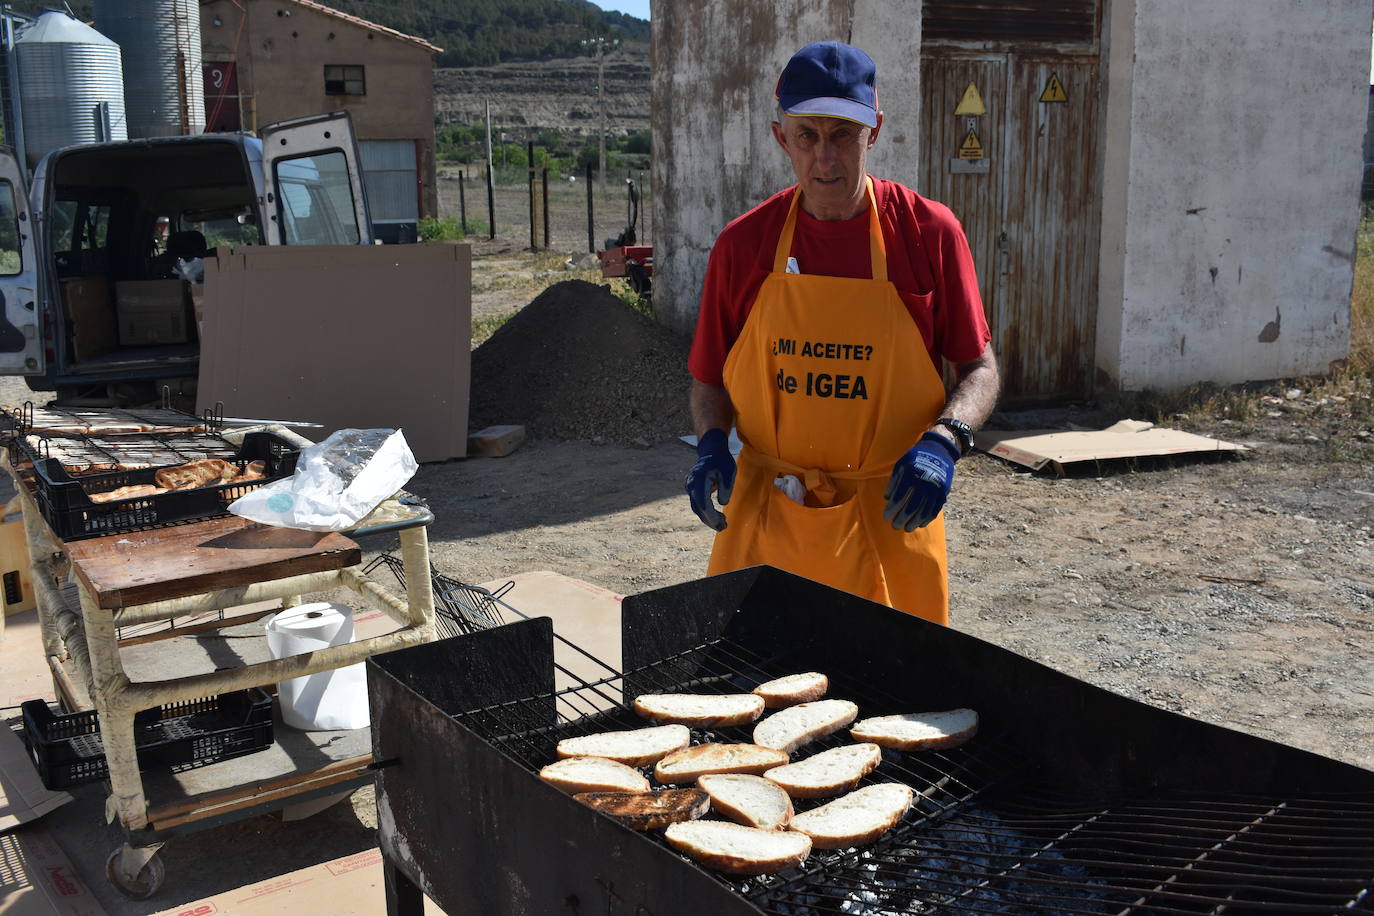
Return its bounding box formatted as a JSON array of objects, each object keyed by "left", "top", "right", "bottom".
[{"left": 468, "top": 280, "right": 693, "bottom": 444}]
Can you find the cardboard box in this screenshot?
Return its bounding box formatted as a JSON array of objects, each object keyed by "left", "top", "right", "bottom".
[
  {"left": 58, "top": 276, "right": 116, "bottom": 362},
  {"left": 197, "top": 244, "right": 472, "bottom": 462},
  {"left": 0, "top": 509, "right": 34, "bottom": 617},
  {"left": 115, "top": 280, "right": 189, "bottom": 346}
]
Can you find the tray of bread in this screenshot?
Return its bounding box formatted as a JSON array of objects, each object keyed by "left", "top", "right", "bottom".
[
  {"left": 17, "top": 432, "right": 241, "bottom": 476},
  {"left": 29, "top": 431, "right": 299, "bottom": 541},
  {"left": 0, "top": 403, "right": 215, "bottom": 438}
]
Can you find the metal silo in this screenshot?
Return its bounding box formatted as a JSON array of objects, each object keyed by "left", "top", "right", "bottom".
[
  {"left": 14, "top": 11, "right": 127, "bottom": 169},
  {"left": 94, "top": 0, "right": 204, "bottom": 138}
]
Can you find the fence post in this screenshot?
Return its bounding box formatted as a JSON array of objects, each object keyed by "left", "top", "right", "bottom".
[
  {"left": 486, "top": 162, "right": 495, "bottom": 240},
  {"left": 586, "top": 163, "right": 595, "bottom": 253},
  {"left": 458, "top": 170, "right": 467, "bottom": 236},
  {"left": 527, "top": 140, "right": 536, "bottom": 251},
  {"left": 542, "top": 168, "right": 550, "bottom": 250}
]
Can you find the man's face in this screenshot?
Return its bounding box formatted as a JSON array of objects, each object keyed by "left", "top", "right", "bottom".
[{"left": 771, "top": 112, "right": 883, "bottom": 221}]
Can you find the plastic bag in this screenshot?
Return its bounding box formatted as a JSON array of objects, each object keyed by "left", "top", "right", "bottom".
[{"left": 229, "top": 428, "right": 418, "bottom": 531}]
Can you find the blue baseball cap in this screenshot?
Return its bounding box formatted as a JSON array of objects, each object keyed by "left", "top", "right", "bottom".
[{"left": 775, "top": 41, "right": 878, "bottom": 128}]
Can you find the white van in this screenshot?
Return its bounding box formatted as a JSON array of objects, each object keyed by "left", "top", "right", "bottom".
[{"left": 0, "top": 111, "right": 372, "bottom": 404}]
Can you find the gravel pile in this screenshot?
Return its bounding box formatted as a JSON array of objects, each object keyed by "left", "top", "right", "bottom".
[{"left": 468, "top": 280, "right": 694, "bottom": 444}]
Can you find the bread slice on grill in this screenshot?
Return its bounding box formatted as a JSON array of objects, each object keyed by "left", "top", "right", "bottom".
[
  {"left": 787, "top": 782, "right": 914, "bottom": 850},
  {"left": 753, "top": 672, "right": 829, "bottom": 708},
  {"left": 849, "top": 708, "right": 979, "bottom": 751},
  {"left": 539, "top": 757, "right": 650, "bottom": 795},
  {"left": 698, "top": 774, "right": 793, "bottom": 830},
  {"left": 632, "top": 693, "right": 765, "bottom": 727},
  {"left": 762, "top": 743, "right": 881, "bottom": 799},
  {"left": 664, "top": 820, "right": 812, "bottom": 875},
  {"left": 752, "top": 700, "right": 859, "bottom": 754},
  {"left": 556, "top": 724, "right": 691, "bottom": 767},
  {"left": 653, "top": 743, "right": 790, "bottom": 784},
  {"left": 574, "top": 788, "right": 710, "bottom": 831}
]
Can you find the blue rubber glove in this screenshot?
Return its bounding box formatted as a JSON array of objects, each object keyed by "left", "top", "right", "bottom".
[
  {"left": 883, "top": 430, "right": 960, "bottom": 531},
  {"left": 684, "top": 428, "right": 736, "bottom": 531}
]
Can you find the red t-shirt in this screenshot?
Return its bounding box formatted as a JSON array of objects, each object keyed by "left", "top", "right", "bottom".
[{"left": 688, "top": 178, "right": 991, "bottom": 386}]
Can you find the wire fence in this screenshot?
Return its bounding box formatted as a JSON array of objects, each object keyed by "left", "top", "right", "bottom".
[{"left": 435, "top": 164, "right": 653, "bottom": 253}]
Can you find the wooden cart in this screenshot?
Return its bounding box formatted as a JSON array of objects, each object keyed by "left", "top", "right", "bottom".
[{"left": 5, "top": 425, "right": 436, "bottom": 897}]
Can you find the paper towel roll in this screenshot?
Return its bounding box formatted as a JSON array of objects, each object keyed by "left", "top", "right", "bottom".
[{"left": 266, "top": 602, "right": 370, "bottom": 731}]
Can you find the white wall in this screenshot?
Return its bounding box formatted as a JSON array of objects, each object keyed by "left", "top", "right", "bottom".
[
  {"left": 1096, "top": 0, "right": 1370, "bottom": 392},
  {"left": 651, "top": 0, "right": 922, "bottom": 335}
]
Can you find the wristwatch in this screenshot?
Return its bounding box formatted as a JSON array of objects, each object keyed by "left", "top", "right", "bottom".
[{"left": 934, "top": 417, "right": 974, "bottom": 456}]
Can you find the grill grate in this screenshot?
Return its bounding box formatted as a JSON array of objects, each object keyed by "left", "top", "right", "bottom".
[{"left": 448, "top": 633, "right": 1374, "bottom": 915}]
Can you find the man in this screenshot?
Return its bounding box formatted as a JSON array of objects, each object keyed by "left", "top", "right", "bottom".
[{"left": 684, "top": 41, "right": 1000, "bottom": 625}]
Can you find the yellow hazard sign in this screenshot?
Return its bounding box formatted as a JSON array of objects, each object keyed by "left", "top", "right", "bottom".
[
  {"left": 1040, "top": 72, "right": 1067, "bottom": 103},
  {"left": 954, "top": 82, "right": 986, "bottom": 116},
  {"left": 958, "top": 128, "right": 984, "bottom": 161}
]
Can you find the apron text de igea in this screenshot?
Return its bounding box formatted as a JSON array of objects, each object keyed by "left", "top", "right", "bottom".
[{"left": 775, "top": 368, "right": 870, "bottom": 399}]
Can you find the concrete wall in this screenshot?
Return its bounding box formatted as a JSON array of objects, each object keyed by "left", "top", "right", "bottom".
[
  {"left": 651, "top": 0, "right": 922, "bottom": 335},
  {"left": 1096, "top": 0, "right": 1369, "bottom": 392},
  {"left": 202, "top": 0, "right": 438, "bottom": 218}
]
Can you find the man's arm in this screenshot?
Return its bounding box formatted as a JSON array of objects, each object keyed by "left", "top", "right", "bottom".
[
  {"left": 690, "top": 379, "right": 736, "bottom": 438},
  {"left": 929, "top": 345, "right": 1000, "bottom": 449}
]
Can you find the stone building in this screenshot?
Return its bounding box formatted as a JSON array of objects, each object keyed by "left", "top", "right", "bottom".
[
  {"left": 201, "top": 0, "right": 439, "bottom": 242},
  {"left": 653, "top": 1, "right": 1370, "bottom": 399}
]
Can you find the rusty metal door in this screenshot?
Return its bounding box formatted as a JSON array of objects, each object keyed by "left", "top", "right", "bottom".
[{"left": 920, "top": 35, "right": 1102, "bottom": 400}]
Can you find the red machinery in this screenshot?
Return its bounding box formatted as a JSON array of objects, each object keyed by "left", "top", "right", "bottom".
[{"left": 596, "top": 177, "right": 653, "bottom": 300}]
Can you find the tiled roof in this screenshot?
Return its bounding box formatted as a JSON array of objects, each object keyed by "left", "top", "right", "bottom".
[{"left": 204, "top": 0, "right": 442, "bottom": 54}]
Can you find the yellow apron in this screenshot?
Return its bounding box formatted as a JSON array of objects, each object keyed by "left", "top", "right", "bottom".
[{"left": 707, "top": 177, "right": 951, "bottom": 624}]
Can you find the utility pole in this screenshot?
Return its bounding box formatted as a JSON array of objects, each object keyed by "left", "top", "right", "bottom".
[{"left": 580, "top": 35, "right": 618, "bottom": 198}]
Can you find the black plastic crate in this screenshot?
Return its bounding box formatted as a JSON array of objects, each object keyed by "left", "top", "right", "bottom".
[
  {"left": 21, "top": 688, "right": 275, "bottom": 790},
  {"left": 29, "top": 431, "right": 299, "bottom": 541}
]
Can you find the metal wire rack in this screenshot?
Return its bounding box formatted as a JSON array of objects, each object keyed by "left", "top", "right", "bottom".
[
  {"left": 361, "top": 551, "right": 513, "bottom": 639},
  {"left": 443, "top": 633, "right": 1374, "bottom": 915}
]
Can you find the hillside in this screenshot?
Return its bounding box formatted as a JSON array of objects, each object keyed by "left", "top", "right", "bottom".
[
  {"left": 434, "top": 40, "right": 649, "bottom": 138},
  {"left": 7, "top": 1, "right": 648, "bottom": 69}
]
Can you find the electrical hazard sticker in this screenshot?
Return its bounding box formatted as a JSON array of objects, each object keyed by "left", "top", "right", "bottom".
[
  {"left": 958, "top": 128, "right": 984, "bottom": 161},
  {"left": 954, "top": 82, "right": 986, "bottom": 116},
  {"left": 1040, "top": 72, "right": 1068, "bottom": 103}
]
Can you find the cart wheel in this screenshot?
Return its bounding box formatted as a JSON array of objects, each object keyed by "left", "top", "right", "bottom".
[{"left": 105, "top": 847, "right": 165, "bottom": 899}]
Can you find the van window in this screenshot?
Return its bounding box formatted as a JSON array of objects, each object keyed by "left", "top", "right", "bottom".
[
  {"left": 274, "top": 151, "right": 360, "bottom": 245},
  {"left": 0, "top": 181, "right": 21, "bottom": 276},
  {"left": 50, "top": 200, "right": 113, "bottom": 275}
]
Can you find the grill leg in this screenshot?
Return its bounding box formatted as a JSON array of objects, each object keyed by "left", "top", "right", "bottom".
[{"left": 383, "top": 859, "right": 423, "bottom": 916}]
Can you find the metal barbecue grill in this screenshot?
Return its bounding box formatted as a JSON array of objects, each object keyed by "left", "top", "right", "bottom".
[{"left": 367, "top": 566, "right": 1374, "bottom": 915}]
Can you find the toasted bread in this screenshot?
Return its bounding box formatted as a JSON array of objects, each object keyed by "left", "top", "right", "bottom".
[
  {"left": 88, "top": 484, "right": 167, "bottom": 503},
  {"left": 753, "top": 700, "right": 859, "bottom": 754},
  {"left": 539, "top": 757, "right": 650, "bottom": 795},
  {"left": 787, "top": 783, "right": 914, "bottom": 850},
  {"left": 556, "top": 724, "right": 690, "bottom": 767},
  {"left": 154, "top": 458, "right": 235, "bottom": 491},
  {"left": 753, "top": 672, "right": 829, "bottom": 708},
  {"left": 633, "top": 693, "right": 765, "bottom": 727},
  {"left": 763, "top": 743, "right": 881, "bottom": 799},
  {"left": 664, "top": 820, "right": 811, "bottom": 875},
  {"left": 653, "top": 743, "right": 789, "bottom": 784},
  {"left": 850, "top": 709, "right": 979, "bottom": 751},
  {"left": 697, "top": 774, "right": 793, "bottom": 830},
  {"left": 574, "top": 788, "right": 710, "bottom": 831}
]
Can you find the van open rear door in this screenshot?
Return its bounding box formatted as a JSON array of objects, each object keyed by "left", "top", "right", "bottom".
[
  {"left": 0, "top": 147, "right": 42, "bottom": 374},
  {"left": 260, "top": 111, "right": 373, "bottom": 246}
]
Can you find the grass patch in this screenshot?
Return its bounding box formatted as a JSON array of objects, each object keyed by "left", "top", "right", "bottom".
[
  {"left": 472, "top": 311, "right": 515, "bottom": 348},
  {"left": 1350, "top": 204, "right": 1374, "bottom": 376}
]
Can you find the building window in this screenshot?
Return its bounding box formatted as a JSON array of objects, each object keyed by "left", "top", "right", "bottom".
[{"left": 324, "top": 65, "right": 365, "bottom": 96}]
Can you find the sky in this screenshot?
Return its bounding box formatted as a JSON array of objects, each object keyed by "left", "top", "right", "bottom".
[{"left": 599, "top": 1, "right": 651, "bottom": 20}]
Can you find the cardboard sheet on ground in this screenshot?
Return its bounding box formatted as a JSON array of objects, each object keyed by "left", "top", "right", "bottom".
[
  {"left": 0, "top": 829, "right": 105, "bottom": 915},
  {"left": 150, "top": 848, "right": 442, "bottom": 916},
  {"left": 977, "top": 420, "right": 1248, "bottom": 475}
]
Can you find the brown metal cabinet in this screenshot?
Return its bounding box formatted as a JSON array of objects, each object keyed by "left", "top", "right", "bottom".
[{"left": 920, "top": 0, "right": 1103, "bottom": 401}]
